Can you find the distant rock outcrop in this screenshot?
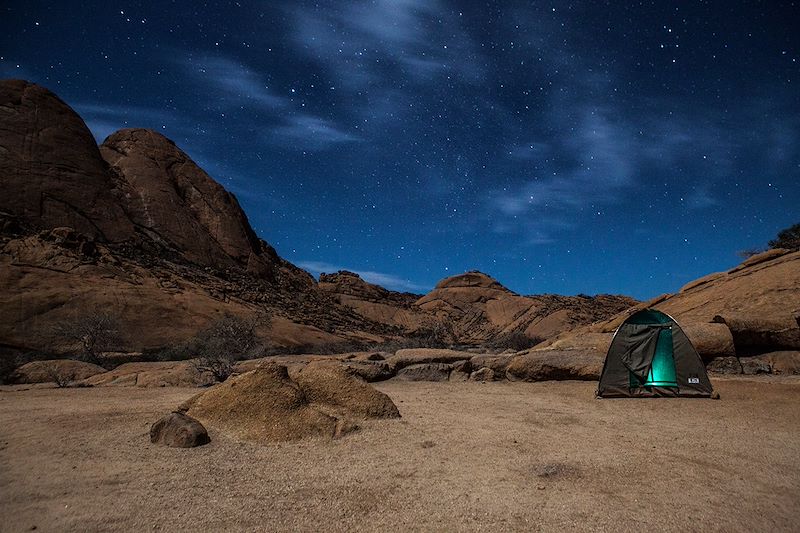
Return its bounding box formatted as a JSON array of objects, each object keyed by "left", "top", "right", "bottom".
[{"left": 415, "top": 271, "right": 637, "bottom": 343}]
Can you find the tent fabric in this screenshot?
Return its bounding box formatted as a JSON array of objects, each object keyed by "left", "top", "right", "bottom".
[
  {"left": 617, "top": 324, "right": 664, "bottom": 382},
  {"left": 597, "top": 309, "right": 714, "bottom": 398}
]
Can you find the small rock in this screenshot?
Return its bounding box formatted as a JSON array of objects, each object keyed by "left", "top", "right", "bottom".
[{"left": 150, "top": 412, "right": 210, "bottom": 448}]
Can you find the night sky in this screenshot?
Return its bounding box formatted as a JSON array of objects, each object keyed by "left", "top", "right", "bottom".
[{"left": 2, "top": 1, "right": 798, "bottom": 298}]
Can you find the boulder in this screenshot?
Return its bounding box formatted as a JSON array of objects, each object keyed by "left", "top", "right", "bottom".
[
  {"left": 288, "top": 362, "right": 400, "bottom": 419},
  {"left": 339, "top": 360, "right": 394, "bottom": 382},
  {"left": 394, "top": 363, "right": 452, "bottom": 382},
  {"left": 470, "top": 367, "right": 496, "bottom": 382},
  {"left": 754, "top": 351, "right": 800, "bottom": 375},
  {"left": 506, "top": 350, "right": 603, "bottom": 381},
  {"left": 149, "top": 412, "right": 210, "bottom": 448},
  {"left": 706, "top": 356, "right": 742, "bottom": 374},
  {"left": 181, "top": 364, "right": 344, "bottom": 442},
  {"left": 83, "top": 361, "right": 215, "bottom": 387},
  {"left": 712, "top": 314, "right": 800, "bottom": 352},
  {"left": 681, "top": 322, "right": 736, "bottom": 359},
  {"left": 388, "top": 348, "right": 475, "bottom": 370},
  {"left": 12, "top": 359, "right": 106, "bottom": 384},
  {"left": 739, "top": 357, "right": 772, "bottom": 375},
  {"left": 469, "top": 354, "right": 514, "bottom": 377}
]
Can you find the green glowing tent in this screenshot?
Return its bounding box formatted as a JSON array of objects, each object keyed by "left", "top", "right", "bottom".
[{"left": 597, "top": 309, "right": 713, "bottom": 398}]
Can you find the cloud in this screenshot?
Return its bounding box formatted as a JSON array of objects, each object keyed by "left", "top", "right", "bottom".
[
  {"left": 184, "top": 55, "right": 288, "bottom": 110},
  {"left": 492, "top": 106, "right": 637, "bottom": 220},
  {"left": 296, "top": 260, "right": 428, "bottom": 292},
  {"left": 272, "top": 115, "right": 360, "bottom": 150},
  {"left": 685, "top": 185, "right": 718, "bottom": 210}
]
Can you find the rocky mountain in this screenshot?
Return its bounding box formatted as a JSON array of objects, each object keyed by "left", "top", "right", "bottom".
[{"left": 0, "top": 80, "right": 636, "bottom": 357}]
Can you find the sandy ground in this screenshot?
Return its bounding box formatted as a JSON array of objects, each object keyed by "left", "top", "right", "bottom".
[{"left": 1, "top": 378, "right": 799, "bottom": 532}]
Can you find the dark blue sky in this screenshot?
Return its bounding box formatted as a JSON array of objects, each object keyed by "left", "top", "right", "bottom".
[{"left": 2, "top": 1, "right": 798, "bottom": 298}]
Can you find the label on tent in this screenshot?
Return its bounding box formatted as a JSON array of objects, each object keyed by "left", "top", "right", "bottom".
[{"left": 688, "top": 377, "right": 700, "bottom": 384}]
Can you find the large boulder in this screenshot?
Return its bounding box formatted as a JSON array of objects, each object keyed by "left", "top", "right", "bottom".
[
  {"left": 83, "top": 361, "right": 215, "bottom": 387},
  {"left": 506, "top": 350, "right": 603, "bottom": 381},
  {"left": 712, "top": 314, "right": 800, "bottom": 353},
  {"left": 12, "top": 359, "right": 106, "bottom": 384},
  {"left": 181, "top": 364, "right": 343, "bottom": 442},
  {"left": 180, "top": 363, "right": 398, "bottom": 443},
  {"left": 681, "top": 322, "right": 736, "bottom": 360},
  {"left": 288, "top": 362, "right": 400, "bottom": 419},
  {"left": 149, "top": 412, "right": 210, "bottom": 448}
]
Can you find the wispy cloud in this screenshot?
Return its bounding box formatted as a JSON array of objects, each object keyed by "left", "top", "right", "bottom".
[
  {"left": 490, "top": 106, "right": 638, "bottom": 241},
  {"left": 685, "top": 185, "right": 718, "bottom": 210},
  {"left": 296, "top": 260, "right": 428, "bottom": 293},
  {"left": 181, "top": 55, "right": 288, "bottom": 110},
  {"left": 290, "top": 0, "right": 483, "bottom": 87},
  {"left": 272, "top": 115, "right": 360, "bottom": 150}
]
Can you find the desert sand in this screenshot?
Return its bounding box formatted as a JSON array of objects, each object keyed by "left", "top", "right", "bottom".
[{"left": 1, "top": 378, "right": 799, "bottom": 532}]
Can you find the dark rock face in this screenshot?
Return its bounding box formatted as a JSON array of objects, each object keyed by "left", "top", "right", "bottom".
[
  {"left": 150, "top": 412, "right": 210, "bottom": 448},
  {"left": 0, "top": 80, "right": 134, "bottom": 242},
  {"left": 100, "top": 128, "right": 277, "bottom": 276},
  {"left": 341, "top": 360, "right": 394, "bottom": 382}
]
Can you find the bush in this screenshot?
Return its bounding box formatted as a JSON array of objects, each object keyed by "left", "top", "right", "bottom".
[
  {"left": 768, "top": 222, "right": 800, "bottom": 250},
  {"left": 42, "top": 361, "right": 76, "bottom": 388},
  {"left": 191, "top": 314, "right": 269, "bottom": 382},
  {"left": 51, "top": 311, "right": 124, "bottom": 366}
]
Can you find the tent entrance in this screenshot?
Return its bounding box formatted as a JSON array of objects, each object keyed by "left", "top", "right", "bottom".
[{"left": 629, "top": 327, "right": 678, "bottom": 388}]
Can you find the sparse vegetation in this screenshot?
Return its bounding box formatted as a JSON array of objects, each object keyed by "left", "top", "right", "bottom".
[
  {"left": 738, "top": 221, "right": 800, "bottom": 259},
  {"left": 191, "top": 314, "right": 269, "bottom": 382},
  {"left": 43, "top": 362, "right": 76, "bottom": 388},
  {"left": 737, "top": 248, "right": 765, "bottom": 259},
  {"left": 768, "top": 222, "right": 800, "bottom": 251},
  {"left": 51, "top": 312, "right": 124, "bottom": 366}
]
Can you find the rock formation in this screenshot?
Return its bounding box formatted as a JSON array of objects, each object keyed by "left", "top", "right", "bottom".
[
  {"left": 0, "top": 80, "right": 134, "bottom": 242},
  {"left": 531, "top": 248, "right": 800, "bottom": 375},
  {"left": 0, "top": 80, "right": 635, "bottom": 360},
  {"left": 179, "top": 362, "right": 398, "bottom": 442}
]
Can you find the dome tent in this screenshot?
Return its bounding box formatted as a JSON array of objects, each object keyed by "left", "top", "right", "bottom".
[{"left": 597, "top": 309, "right": 713, "bottom": 398}]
